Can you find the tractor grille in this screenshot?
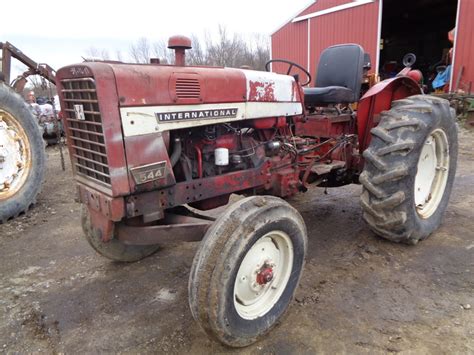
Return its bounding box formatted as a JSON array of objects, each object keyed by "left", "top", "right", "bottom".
[
  {"left": 175, "top": 77, "right": 201, "bottom": 99},
  {"left": 61, "top": 78, "right": 111, "bottom": 186}
]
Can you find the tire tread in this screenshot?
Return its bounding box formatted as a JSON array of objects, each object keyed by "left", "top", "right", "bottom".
[{"left": 360, "top": 95, "right": 457, "bottom": 244}]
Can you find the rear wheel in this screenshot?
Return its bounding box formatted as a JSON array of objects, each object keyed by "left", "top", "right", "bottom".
[
  {"left": 360, "top": 95, "right": 458, "bottom": 244},
  {"left": 81, "top": 205, "right": 160, "bottom": 262},
  {"left": 0, "top": 84, "right": 45, "bottom": 223},
  {"left": 189, "top": 196, "right": 307, "bottom": 347}
]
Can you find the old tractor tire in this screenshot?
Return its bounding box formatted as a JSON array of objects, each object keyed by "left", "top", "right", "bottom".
[
  {"left": 188, "top": 196, "right": 307, "bottom": 347},
  {"left": 0, "top": 84, "right": 45, "bottom": 223},
  {"left": 81, "top": 205, "right": 160, "bottom": 262},
  {"left": 360, "top": 95, "right": 458, "bottom": 244}
]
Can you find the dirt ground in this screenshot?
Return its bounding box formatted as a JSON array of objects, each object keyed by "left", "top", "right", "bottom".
[{"left": 1, "top": 129, "right": 473, "bottom": 354}]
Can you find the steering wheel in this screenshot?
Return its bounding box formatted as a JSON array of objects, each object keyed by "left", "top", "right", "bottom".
[{"left": 265, "top": 59, "right": 312, "bottom": 86}]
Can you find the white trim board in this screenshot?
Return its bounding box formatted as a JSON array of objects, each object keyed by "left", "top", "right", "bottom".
[
  {"left": 307, "top": 18, "right": 311, "bottom": 74},
  {"left": 269, "top": 38, "right": 273, "bottom": 71},
  {"left": 293, "top": 0, "right": 375, "bottom": 22},
  {"left": 120, "top": 102, "right": 303, "bottom": 136},
  {"left": 271, "top": 0, "right": 316, "bottom": 35},
  {"left": 449, "top": 0, "right": 461, "bottom": 91},
  {"left": 375, "top": 0, "right": 383, "bottom": 77}
]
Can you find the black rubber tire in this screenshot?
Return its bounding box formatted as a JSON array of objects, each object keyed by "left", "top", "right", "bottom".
[
  {"left": 81, "top": 205, "right": 160, "bottom": 262},
  {"left": 188, "top": 196, "right": 307, "bottom": 347},
  {"left": 360, "top": 95, "right": 458, "bottom": 244},
  {"left": 0, "top": 84, "right": 45, "bottom": 223}
]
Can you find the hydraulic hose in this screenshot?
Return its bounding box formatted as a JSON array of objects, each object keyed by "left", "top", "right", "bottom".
[{"left": 170, "top": 138, "right": 182, "bottom": 167}]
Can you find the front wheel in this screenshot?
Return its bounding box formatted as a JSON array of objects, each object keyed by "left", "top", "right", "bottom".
[
  {"left": 360, "top": 95, "right": 458, "bottom": 244},
  {"left": 81, "top": 205, "right": 160, "bottom": 262},
  {"left": 188, "top": 196, "right": 307, "bottom": 347}
]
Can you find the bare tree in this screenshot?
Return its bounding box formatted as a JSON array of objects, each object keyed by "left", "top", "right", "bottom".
[
  {"left": 187, "top": 34, "right": 206, "bottom": 66},
  {"left": 80, "top": 26, "right": 271, "bottom": 70},
  {"left": 85, "top": 47, "right": 110, "bottom": 60},
  {"left": 244, "top": 33, "right": 270, "bottom": 71},
  {"left": 115, "top": 50, "right": 124, "bottom": 62},
  {"left": 129, "top": 37, "right": 152, "bottom": 63},
  {"left": 205, "top": 25, "right": 248, "bottom": 68},
  {"left": 24, "top": 75, "right": 56, "bottom": 98},
  {"left": 151, "top": 40, "right": 174, "bottom": 64},
  {"left": 192, "top": 26, "right": 270, "bottom": 70}
]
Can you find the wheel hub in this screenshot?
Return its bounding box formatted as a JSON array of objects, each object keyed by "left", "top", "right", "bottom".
[
  {"left": 234, "top": 231, "right": 293, "bottom": 320},
  {"left": 0, "top": 110, "right": 31, "bottom": 199},
  {"left": 256, "top": 265, "right": 274, "bottom": 285},
  {"left": 414, "top": 129, "right": 449, "bottom": 219}
]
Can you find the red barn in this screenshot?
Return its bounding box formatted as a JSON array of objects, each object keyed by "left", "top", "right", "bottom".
[{"left": 271, "top": 0, "right": 473, "bottom": 92}]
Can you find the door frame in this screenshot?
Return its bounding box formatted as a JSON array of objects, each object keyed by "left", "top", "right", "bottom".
[{"left": 449, "top": 0, "right": 461, "bottom": 91}]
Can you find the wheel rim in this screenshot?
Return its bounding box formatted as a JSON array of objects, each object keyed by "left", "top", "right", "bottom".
[
  {"left": 233, "top": 230, "right": 293, "bottom": 320},
  {"left": 0, "top": 109, "right": 32, "bottom": 200},
  {"left": 414, "top": 128, "right": 449, "bottom": 219}
]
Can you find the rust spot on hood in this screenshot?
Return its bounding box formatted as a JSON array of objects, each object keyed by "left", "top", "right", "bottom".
[{"left": 248, "top": 80, "right": 275, "bottom": 102}]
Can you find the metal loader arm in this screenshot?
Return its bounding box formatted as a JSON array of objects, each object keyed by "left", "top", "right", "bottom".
[{"left": 1, "top": 42, "right": 56, "bottom": 92}]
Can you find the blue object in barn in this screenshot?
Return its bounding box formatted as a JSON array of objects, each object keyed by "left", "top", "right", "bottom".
[{"left": 433, "top": 65, "right": 452, "bottom": 89}]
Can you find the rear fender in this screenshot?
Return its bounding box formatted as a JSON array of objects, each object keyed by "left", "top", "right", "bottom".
[{"left": 357, "top": 76, "right": 422, "bottom": 155}]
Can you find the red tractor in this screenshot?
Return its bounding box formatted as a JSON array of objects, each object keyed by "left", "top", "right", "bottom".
[{"left": 56, "top": 36, "right": 457, "bottom": 347}]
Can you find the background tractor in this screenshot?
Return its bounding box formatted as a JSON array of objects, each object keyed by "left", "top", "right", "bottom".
[
  {"left": 56, "top": 35, "right": 457, "bottom": 347},
  {"left": 0, "top": 42, "right": 60, "bottom": 223}
]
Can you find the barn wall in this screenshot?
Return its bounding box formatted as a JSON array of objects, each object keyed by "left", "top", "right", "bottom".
[
  {"left": 271, "top": 0, "right": 380, "bottom": 84},
  {"left": 272, "top": 20, "right": 309, "bottom": 75},
  {"left": 452, "top": 0, "right": 474, "bottom": 91},
  {"left": 308, "top": 1, "right": 380, "bottom": 76}
]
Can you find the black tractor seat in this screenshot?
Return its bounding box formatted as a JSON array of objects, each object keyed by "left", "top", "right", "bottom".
[
  {"left": 304, "top": 86, "right": 354, "bottom": 105},
  {"left": 303, "top": 43, "right": 366, "bottom": 106}
]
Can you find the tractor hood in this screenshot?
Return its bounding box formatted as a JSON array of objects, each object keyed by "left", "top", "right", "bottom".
[
  {"left": 57, "top": 62, "right": 303, "bottom": 135},
  {"left": 110, "top": 63, "right": 303, "bottom": 135},
  {"left": 109, "top": 63, "right": 302, "bottom": 106}
]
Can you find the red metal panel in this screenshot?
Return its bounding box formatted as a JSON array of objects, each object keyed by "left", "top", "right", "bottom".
[
  {"left": 452, "top": 0, "right": 474, "bottom": 92},
  {"left": 272, "top": 20, "right": 309, "bottom": 75},
  {"left": 57, "top": 64, "right": 131, "bottom": 197},
  {"left": 111, "top": 65, "right": 247, "bottom": 106},
  {"left": 124, "top": 133, "right": 176, "bottom": 194},
  {"left": 309, "top": 1, "right": 380, "bottom": 77},
  {"left": 298, "top": 0, "right": 352, "bottom": 17},
  {"left": 357, "top": 76, "right": 422, "bottom": 154},
  {"left": 271, "top": 1, "right": 354, "bottom": 73},
  {"left": 272, "top": 1, "right": 380, "bottom": 81}
]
